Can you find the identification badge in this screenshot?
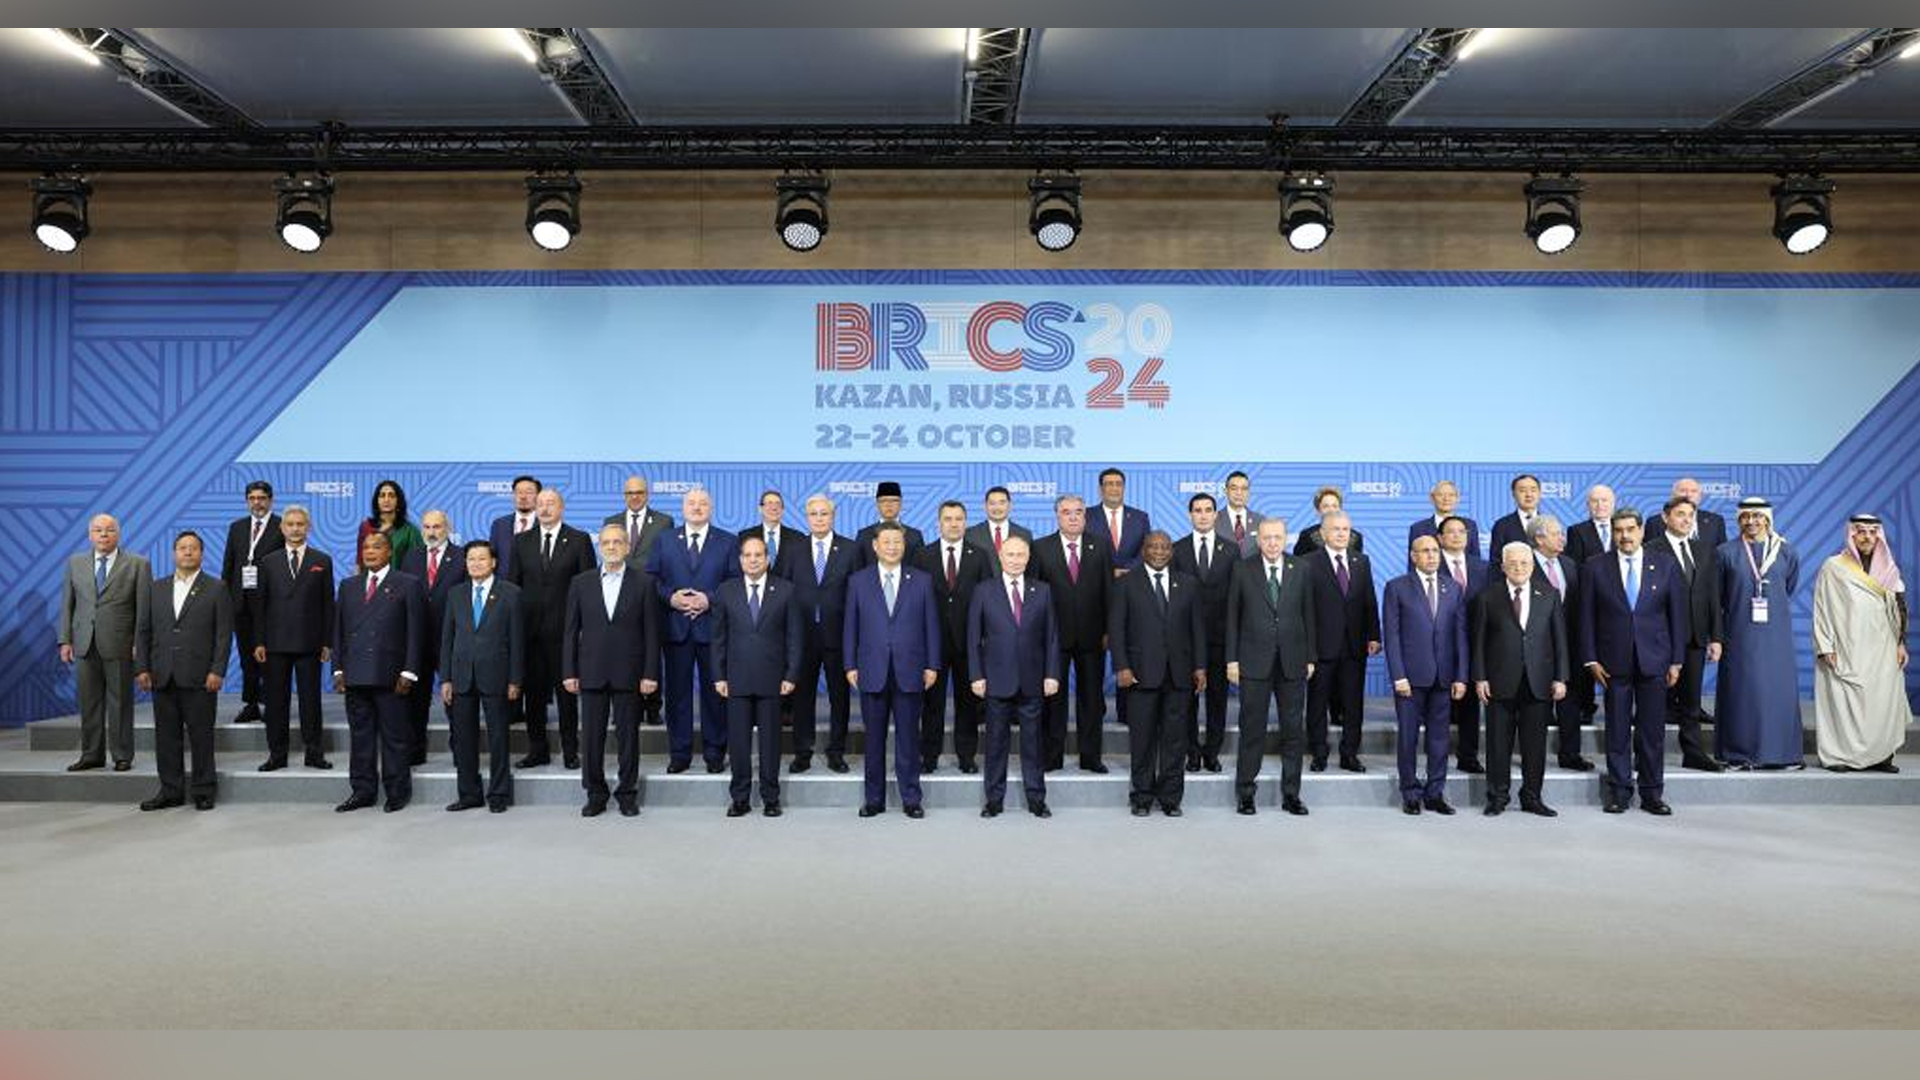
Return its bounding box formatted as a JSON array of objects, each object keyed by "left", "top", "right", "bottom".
[
  {"left": 241, "top": 565, "right": 259, "bottom": 590},
  {"left": 1750, "top": 597, "right": 1769, "bottom": 624}
]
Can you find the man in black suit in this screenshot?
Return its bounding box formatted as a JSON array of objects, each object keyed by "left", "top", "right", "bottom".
[
  {"left": 1226, "top": 518, "right": 1317, "bottom": 816},
  {"left": 1644, "top": 496, "right": 1726, "bottom": 772},
  {"left": 1110, "top": 531, "right": 1206, "bottom": 816},
  {"left": 965, "top": 485, "right": 1031, "bottom": 574},
  {"left": 487, "top": 474, "right": 541, "bottom": 579},
  {"left": 1489, "top": 473, "right": 1544, "bottom": 554},
  {"left": 712, "top": 535, "right": 803, "bottom": 817},
  {"left": 967, "top": 535, "right": 1060, "bottom": 818},
  {"left": 1172, "top": 492, "right": 1236, "bottom": 773},
  {"left": 563, "top": 524, "right": 661, "bottom": 818},
  {"left": 911, "top": 500, "right": 991, "bottom": 773},
  {"left": 1670, "top": 477, "right": 1729, "bottom": 551},
  {"left": 604, "top": 475, "right": 675, "bottom": 729},
  {"left": 1031, "top": 494, "right": 1113, "bottom": 773},
  {"left": 1564, "top": 484, "right": 1616, "bottom": 567},
  {"left": 136, "top": 531, "right": 233, "bottom": 811},
  {"left": 251, "top": 505, "right": 334, "bottom": 771},
  {"left": 790, "top": 494, "right": 859, "bottom": 774},
  {"left": 1527, "top": 515, "right": 1595, "bottom": 772},
  {"left": 1302, "top": 511, "right": 1380, "bottom": 773},
  {"left": 738, "top": 489, "right": 808, "bottom": 582},
  {"left": 398, "top": 509, "right": 465, "bottom": 766},
  {"left": 331, "top": 532, "right": 426, "bottom": 813},
  {"left": 1472, "top": 542, "right": 1570, "bottom": 817},
  {"left": 508, "top": 488, "right": 597, "bottom": 770},
  {"left": 854, "top": 481, "right": 925, "bottom": 569},
  {"left": 221, "top": 480, "right": 281, "bottom": 724},
  {"left": 439, "top": 540, "right": 522, "bottom": 813}
]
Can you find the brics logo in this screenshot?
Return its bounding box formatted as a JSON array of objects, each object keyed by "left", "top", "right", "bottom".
[{"left": 815, "top": 299, "right": 1173, "bottom": 376}]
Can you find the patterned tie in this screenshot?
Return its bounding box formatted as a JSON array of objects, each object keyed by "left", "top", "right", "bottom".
[
  {"left": 1010, "top": 580, "right": 1022, "bottom": 625},
  {"left": 766, "top": 530, "right": 778, "bottom": 567},
  {"left": 1266, "top": 564, "right": 1280, "bottom": 607},
  {"left": 472, "top": 584, "right": 486, "bottom": 629},
  {"left": 814, "top": 538, "right": 827, "bottom": 583},
  {"left": 749, "top": 581, "right": 761, "bottom": 623},
  {"left": 883, "top": 571, "right": 897, "bottom": 615},
  {"left": 1334, "top": 553, "right": 1350, "bottom": 595},
  {"left": 1234, "top": 514, "right": 1245, "bottom": 545},
  {"left": 95, "top": 555, "right": 107, "bottom": 594},
  {"left": 945, "top": 545, "right": 957, "bottom": 589},
  {"left": 1067, "top": 542, "right": 1080, "bottom": 584},
  {"left": 249, "top": 517, "right": 263, "bottom": 554}
]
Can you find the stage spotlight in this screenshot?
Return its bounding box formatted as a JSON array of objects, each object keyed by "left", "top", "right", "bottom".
[
  {"left": 526, "top": 173, "right": 582, "bottom": 252},
  {"left": 30, "top": 175, "right": 91, "bottom": 254},
  {"left": 1278, "top": 173, "right": 1334, "bottom": 253},
  {"left": 274, "top": 173, "right": 334, "bottom": 253},
  {"left": 1028, "top": 174, "right": 1081, "bottom": 252},
  {"left": 1772, "top": 175, "right": 1834, "bottom": 256},
  {"left": 1523, "top": 176, "right": 1584, "bottom": 255},
  {"left": 775, "top": 174, "right": 830, "bottom": 252}
]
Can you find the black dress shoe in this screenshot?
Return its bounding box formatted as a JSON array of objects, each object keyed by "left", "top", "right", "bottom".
[
  {"left": 1402, "top": 799, "right": 1422, "bottom": 815},
  {"left": 233, "top": 705, "right": 262, "bottom": 724},
  {"left": 1081, "top": 760, "right": 1109, "bottom": 774},
  {"left": 1161, "top": 805, "right": 1183, "bottom": 817},
  {"left": 1424, "top": 797, "right": 1457, "bottom": 816},
  {"left": 763, "top": 803, "right": 782, "bottom": 817},
  {"left": 1309, "top": 757, "right": 1328, "bottom": 773},
  {"left": 1682, "top": 756, "right": 1726, "bottom": 773},
  {"left": 1131, "top": 804, "right": 1152, "bottom": 817},
  {"left": 1202, "top": 754, "right": 1222, "bottom": 773},
  {"left": 487, "top": 800, "right": 509, "bottom": 813},
  {"left": 904, "top": 805, "right": 925, "bottom": 819},
  {"left": 445, "top": 798, "right": 484, "bottom": 812},
  {"left": 1027, "top": 800, "right": 1051, "bottom": 818},
  {"left": 1236, "top": 797, "right": 1256, "bottom": 815},
  {"left": 1186, "top": 753, "right": 1202, "bottom": 773},
  {"left": 859, "top": 804, "right": 884, "bottom": 817},
  {"left": 409, "top": 753, "right": 427, "bottom": 767},
  {"left": 1602, "top": 800, "right": 1628, "bottom": 814},
  {"left": 1558, "top": 754, "right": 1596, "bottom": 772},
  {"left": 618, "top": 801, "right": 639, "bottom": 817},
  {"left": 193, "top": 796, "right": 215, "bottom": 811},
  {"left": 983, "top": 802, "right": 1004, "bottom": 818},
  {"left": 1457, "top": 759, "right": 1486, "bottom": 774},
  {"left": 1483, "top": 802, "right": 1506, "bottom": 816},
  {"left": 139, "top": 795, "right": 184, "bottom": 811},
  {"left": 564, "top": 754, "right": 581, "bottom": 770},
  {"left": 1520, "top": 800, "right": 1558, "bottom": 818},
  {"left": 335, "top": 795, "right": 375, "bottom": 812},
  {"left": 1641, "top": 798, "right": 1673, "bottom": 816},
  {"left": 582, "top": 800, "right": 607, "bottom": 817},
  {"left": 704, "top": 760, "right": 726, "bottom": 774},
  {"left": 827, "top": 755, "right": 850, "bottom": 773},
  {"left": 789, "top": 756, "right": 811, "bottom": 774},
  {"left": 666, "top": 760, "right": 690, "bottom": 774},
  {"left": 67, "top": 759, "right": 104, "bottom": 772},
  {"left": 516, "top": 754, "right": 550, "bottom": 769},
  {"left": 1282, "top": 797, "right": 1309, "bottom": 816},
  {"left": 112, "top": 761, "right": 132, "bottom": 772},
  {"left": 958, "top": 759, "right": 979, "bottom": 774},
  {"left": 383, "top": 797, "right": 407, "bottom": 813},
  {"left": 307, "top": 756, "right": 334, "bottom": 770},
  {"left": 921, "top": 758, "right": 939, "bottom": 774},
  {"left": 1340, "top": 756, "right": 1367, "bottom": 773},
  {"left": 1867, "top": 759, "right": 1902, "bottom": 773},
  {"left": 258, "top": 758, "right": 286, "bottom": 773},
  {"left": 727, "top": 801, "right": 750, "bottom": 817}
]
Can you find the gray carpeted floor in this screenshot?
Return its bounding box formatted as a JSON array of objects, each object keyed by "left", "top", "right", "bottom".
[{"left": 3, "top": 800, "right": 1917, "bottom": 1029}]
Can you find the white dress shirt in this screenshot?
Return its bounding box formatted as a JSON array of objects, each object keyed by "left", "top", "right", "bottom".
[
  {"left": 172, "top": 570, "right": 200, "bottom": 617},
  {"left": 601, "top": 567, "right": 624, "bottom": 618}
]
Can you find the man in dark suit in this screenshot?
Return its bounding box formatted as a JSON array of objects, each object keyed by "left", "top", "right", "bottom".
[
  {"left": 1294, "top": 487, "right": 1366, "bottom": 557},
  {"left": 488, "top": 474, "right": 542, "bottom": 579},
  {"left": 439, "top": 540, "right": 522, "bottom": 812},
  {"left": 911, "top": 500, "right": 991, "bottom": 773},
  {"left": 1031, "top": 495, "right": 1113, "bottom": 773},
  {"left": 967, "top": 535, "right": 1059, "bottom": 818},
  {"left": 1527, "top": 516, "right": 1595, "bottom": 772},
  {"left": 712, "top": 535, "right": 803, "bottom": 817},
  {"left": 1644, "top": 496, "right": 1726, "bottom": 772},
  {"left": 1302, "top": 511, "right": 1381, "bottom": 773},
  {"left": 135, "top": 531, "right": 233, "bottom": 811},
  {"left": 1221, "top": 471, "right": 1265, "bottom": 557},
  {"left": 58, "top": 514, "right": 150, "bottom": 772},
  {"left": 1436, "top": 514, "right": 1491, "bottom": 773},
  {"left": 1382, "top": 535, "right": 1469, "bottom": 815},
  {"left": 251, "top": 505, "right": 334, "bottom": 771},
  {"left": 508, "top": 488, "right": 596, "bottom": 770},
  {"left": 965, "top": 485, "right": 1032, "bottom": 574},
  {"left": 853, "top": 481, "right": 925, "bottom": 569},
  {"left": 331, "top": 532, "right": 426, "bottom": 813},
  {"left": 398, "top": 510, "right": 465, "bottom": 766},
  {"left": 563, "top": 524, "right": 661, "bottom": 818},
  {"left": 220, "top": 480, "right": 281, "bottom": 724},
  {"left": 737, "top": 488, "right": 808, "bottom": 582},
  {"left": 1671, "top": 478, "right": 1729, "bottom": 552},
  {"left": 1407, "top": 479, "right": 1480, "bottom": 573},
  {"left": 1564, "top": 484, "right": 1616, "bottom": 567},
  {"left": 1110, "top": 531, "right": 1206, "bottom": 817},
  {"left": 645, "top": 488, "right": 740, "bottom": 773},
  {"left": 1577, "top": 508, "right": 1688, "bottom": 816},
  {"left": 1085, "top": 467, "right": 1151, "bottom": 575},
  {"left": 1472, "top": 542, "right": 1570, "bottom": 817},
  {"left": 1489, "top": 473, "right": 1544, "bottom": 554},
  {"left": 789, "top": 494, "right": 859, "bottom": 773},
  {"left": 604, "top": 475, "right": 675, "bottom": 729},
  {"left": 1172, "top": 492, "right": 1236, "bottom": 773},
  {"left": 1225, "top": 518, "right": 1317, "bottom": 816},
  {"left": 844, "top": 522, "right": 942, "bottom": 818}
]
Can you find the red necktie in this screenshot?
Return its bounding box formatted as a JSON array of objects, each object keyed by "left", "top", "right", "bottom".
[
  {"left": 1234, "top": 514, "right": 1245, "bottom": 544},
  {"left": 1067, "top": 542, "right": 1080, "bottom": 583},
  {"left": 1451, "top": 559, "right": 1466, "bottom": 589},
  {"left": 1010, "top": 581, "right": 1023, "bottom": 625},
  {"left": 249, "top": 518, "right": 263, "bottom": 552},
  {"left": 364, "top": 573, "right": 377, "bottom": 602},
  {"left": 993, "top": 524, "right": 1003, "bottom": 552},
  {"left": 428, "top": 548, "right": 439, "bottom": 587}
]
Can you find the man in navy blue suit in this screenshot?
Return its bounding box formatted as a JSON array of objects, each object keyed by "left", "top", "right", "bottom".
[
  {"left": 1086, "top": 467, "right": 1152, "bottom": 575},
  {"left": 1436, "top": 514, "right": 1490, "bottom": 774},
  {"left": 789, "top": 494, "right": 859, "bottom": 773},
  {"left": 967, "top": 535, "right": 1059, "bottom": 818},
  {"left": 645, "top": 488, "right": 739, "bottom": 774},
  {"left": 1577, "top": 508, "right": 1687, "bottom": 816},
  {"left": 1381, "top": 535, "right": 1469, "bottom": 815},
  {"left": 487, "top": 475, "right": 541, "bottom": 579},
  {"left": 844, "top": 522, "right": 942, "bottom": 818},
  {"left": 398, "top": 509, "right": 465, "bottom": 766},
  {"left": 563, "top": 524, "right": 661, "bottom": 818},
  {"left": 1406, "top": 480, "right": 1481, "bottom": 573},
  {"left": 331, "top": 532, "right": 426, "bottom": 813},
  {"left": 712, "top": 536, "right": 803, "bottom": 817}
]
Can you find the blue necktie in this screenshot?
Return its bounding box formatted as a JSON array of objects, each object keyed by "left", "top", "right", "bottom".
[
  {"left": 1626, "top": 558, "right": 1640, "bottom": 607},
  {"left": 883, "top": 572, "right": 897, "bottom": 615},
  {"left": 473, "top": 585, "right": 486, "bottom": 629},
  {"left": 749, "top": 582, "right": 761, "bottom": 623},
  {"left": 766, "top": 532, "right": 777, "bottom": 566},
  {"left": 95, "top": 555, "right": 107, "bottom": 594},
  {"left": 813, "top": 540, "right": 827, "bottom": 622}
]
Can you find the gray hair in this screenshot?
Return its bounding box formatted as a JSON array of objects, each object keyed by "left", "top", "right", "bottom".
[
  {"left": 1527, "top": 513, "right": 1563, "bottom": 544},
  {"left": 280, "top": 504, "right": 312, "bottom": 522},
  {"left": 1500, "top": 541, "right": 1534, "bottom": 562},
  {"left": 1054, "top": 494, "right": 1085, "bottom": 511}
]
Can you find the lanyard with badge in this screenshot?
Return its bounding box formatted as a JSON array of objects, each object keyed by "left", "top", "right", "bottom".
[{"left": 1742, "top": 538, "right": 1774, "bottom": 624}]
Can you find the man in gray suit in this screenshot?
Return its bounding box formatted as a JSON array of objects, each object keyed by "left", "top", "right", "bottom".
[
  {"left": 135, "top": 531, "right": 233, "bottom": 811},
  {"left": 964, "top": 485, "right": 1033, "bottom": 573},
  {"left": 1226, "top": 518, "right": 1317, "bottom": 816},
  {"left": 59, "top": 514, "right": 151, "bottom": 772},
  {"left": 440, "top": 540, "right": 523, "bottom": 812},
  {"left": 1222, "top": 471, "right": 1265, "bottom": 557}
]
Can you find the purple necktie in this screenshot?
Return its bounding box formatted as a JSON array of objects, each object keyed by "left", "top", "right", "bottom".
[{"left": 1334, "top": 553, "right": 1350, "bottom": 595}]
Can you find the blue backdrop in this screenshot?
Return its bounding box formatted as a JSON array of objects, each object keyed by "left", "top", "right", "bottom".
[{"left": 4, "top": 269, "right": 1917, "bottom": 724}]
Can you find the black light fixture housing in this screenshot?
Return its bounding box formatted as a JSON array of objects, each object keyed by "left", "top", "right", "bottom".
[
  {"left": 775, "top": 173, "right": 830, "bottom": 252},
  {"left": 1772, "top": 175, "right": 1835, "bottom": 256},
  {"left": 30, "top": 175, "right": 91, "bottom": 254},
  {"left": 1278, "top": 173, "right": 1334, "bottom": 253},
  {"left": 1524, "top": 175, "right": 1584, "bottom": 255},
  {"left": 526, "top": 173, "right": 583, "bottom": 252},
  {"left": 274, "top": 173, "right": 334, "bottom": 253},
  {"left": 1028, "top": 173, "right": 1082, "bottom": 252}
]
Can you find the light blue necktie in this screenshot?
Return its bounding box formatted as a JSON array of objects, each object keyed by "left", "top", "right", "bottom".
[
  {"left": 1625, "top": 557, "right": 1640, "bottom": 607},
  {"left": 95, "top": 555, "right": 107, "bottom": 594},
  {"left": 883, "top": 571, "right": 897, "bottom": 616},
  {"left": 814, "top": 539, "right": 827, "bottom": 582},
  {"left": 766, "top": 532, "right": 778, "bottom": 566},
  {"left": 473, "top": 584, "right": 486, "bottom": 629}
]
